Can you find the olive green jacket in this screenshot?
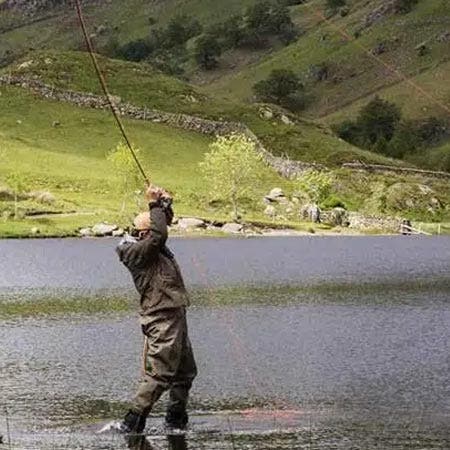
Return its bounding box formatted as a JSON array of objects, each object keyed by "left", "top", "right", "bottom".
[{"left": 116, "top": 203, "right": 190, "bottom": 319}]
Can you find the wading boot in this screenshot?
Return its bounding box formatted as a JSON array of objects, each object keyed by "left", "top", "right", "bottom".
[
  {"left": 165, "top": 410, "right": 188, "bottom": 431},
  {"left": 118, "top": 410, "right": 147, "bottom": 434}
]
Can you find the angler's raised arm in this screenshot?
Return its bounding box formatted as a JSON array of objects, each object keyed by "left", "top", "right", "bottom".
[{"left": 116, "top": 186, "right": 171, "bottom": 267}]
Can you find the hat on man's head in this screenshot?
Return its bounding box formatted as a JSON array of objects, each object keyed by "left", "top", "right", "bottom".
[{"left": 133, "top": 212, "right": 151, "bottom": 231}]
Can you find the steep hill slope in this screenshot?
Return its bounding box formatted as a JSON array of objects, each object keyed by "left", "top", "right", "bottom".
[
  {"left": 207, "top": 0, "right": 450, "bottom": 120},
  {"left": 3, "top": 51, "right": 401, "bottom": 167}
]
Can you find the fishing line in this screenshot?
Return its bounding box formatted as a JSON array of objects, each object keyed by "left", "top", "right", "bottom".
[
  {"left": 74, "top": 0, "right": 149, "bottom": 183},
  {"left": 309, "top": 7, "right": 450, "bottom": 117}
]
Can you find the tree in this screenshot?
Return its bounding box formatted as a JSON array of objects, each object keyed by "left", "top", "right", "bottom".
[
  {"left": 200, "top": 134, "right": 265, "bottom": 221},
  {"left": 119, "top": 39, "right": 153, "bottom": 62},
  {"left": 326, "top": 0, "right": 346, "bottom": 10},
  {"left": 357, "top": 96, "right": 402, "bottom": 147},
  {"left": 253, "top": 69, "right": 305, "bottom": 111},
  {"left": 194, "top": 35, "right": 222, "bottom": 70},
  {"left": 294, "top": 169, "right": 333, "bottom": 205},
  {"left": 6, "top": 172, "right": 27, "bottom": 219},
  {"left": 107, "top": 143, "right": 144, "bottom": 214}
]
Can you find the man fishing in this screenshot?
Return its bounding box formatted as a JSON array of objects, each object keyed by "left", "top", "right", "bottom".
[{"left": 113, "top": 185, "right": 197, "bottom": 434}]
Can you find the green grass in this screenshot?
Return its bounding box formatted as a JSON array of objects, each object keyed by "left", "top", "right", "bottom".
[
  {"left": 0, "top": 84, "right": 299, "bottom": 236},
  {"left": 0, "top": 84, "right": 215, "bottom": 235}
]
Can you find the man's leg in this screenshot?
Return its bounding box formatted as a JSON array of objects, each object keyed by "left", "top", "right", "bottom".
[
  {"left": 166, "top": 310, "right": 197, "bottom": 428},
  {"left": 123, "top": 308, "right": 185, "bottom": 433}
]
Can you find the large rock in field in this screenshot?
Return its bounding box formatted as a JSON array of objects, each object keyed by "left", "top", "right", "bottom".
[
  {"left": 92, "top": 223, "right": 118, "bottom": 236},
  {"left": 222, "top": 223, "right": 243, "bottom": 234},
  {"left": 0, "top": 187, "right": 14, "bottom": 201},
  {"left": 178, "top": 218, "right": 205, "bottom": 230},
  {"left": 79, "top": 228, "right": 93, "bottom": 237}
]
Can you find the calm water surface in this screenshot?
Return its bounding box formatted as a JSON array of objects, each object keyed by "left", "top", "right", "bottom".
[{"left": 0, "top": 236, "right": 449, "bottom": 449}]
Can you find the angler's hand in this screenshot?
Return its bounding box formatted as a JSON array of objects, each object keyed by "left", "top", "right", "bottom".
[{"left": 145, "top": 185, "right": 172, "bottom": 203}]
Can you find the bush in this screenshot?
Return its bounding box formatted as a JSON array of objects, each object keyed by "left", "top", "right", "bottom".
[
  {"left": 199, "top": 134, "right": 266, "bottom": 221},
  {"left": 253, "top": 69, "right": 305, "bottom": 111},
  {"left": 194, "top": 35, "right": 222, "bottom": 70},
  {"left": 357, "top": 97, "right": 402, "bottom": 146},
  {"left": 119, "top": 39, "right": 153, "bottom": 62},
  {"left": 394, "top": 0, "right": 419, "bottom": 14},
  {"left": 321, "top": 195, "right": 347, "bottom": 209},
  {"left": 326, "top": 0, "right": 346, "bottom": 11}
]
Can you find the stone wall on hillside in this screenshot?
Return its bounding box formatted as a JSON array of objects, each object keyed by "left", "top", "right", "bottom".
[
  {"left": 0, "top": 74, "right": 320, "bottom": 178},
  {"left": 342, "top": 163, "right": 450, "bottom": 180}
]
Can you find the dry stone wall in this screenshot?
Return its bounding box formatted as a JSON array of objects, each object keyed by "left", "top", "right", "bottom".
[{"left": 342, "top": 162, "right": 450, "bottom": 180}]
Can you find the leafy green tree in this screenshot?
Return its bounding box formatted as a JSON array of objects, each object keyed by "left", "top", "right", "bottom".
[
  {"left": 253, "top": 69, "right": 305, "bottom": 111},
  {"left": 200, "top": 134, "right": 265, "bottom": 221},
  {"left": 6, "top": 172, "right": 27, "bottom": 219},
  {"left": 294, "top": 169, "right": 333, "bottom": 205},
  {"left": 194, "top": 35, "right": 222, "bottom": 70},
  {"left": 107, "top": 143, "right": 144, "bottom": 214},
  {"left": 119, "top": 39, "right": 153, "bottom": 62},
  {"left": 386, "top": 121, "right": 421, "bottom": 158},
  {"left": 163, "top": 14, "right": 203, "bottom": 48},
  {"left": 326, "top": 0, "right": 346, "bottom": 10},
  {"left": 357, "top": 97, "right": 402, "bottom": 147},
  {"left": 245, "top": 1, "right": 273, "bottom": 33}
]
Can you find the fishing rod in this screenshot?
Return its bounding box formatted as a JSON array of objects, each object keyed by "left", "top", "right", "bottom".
[{"left": 74, "top": 0, "right": 149, "bottom": 184}]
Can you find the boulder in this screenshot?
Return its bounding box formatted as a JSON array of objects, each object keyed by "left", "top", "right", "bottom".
[
  {"left": 30, "top": 191, "right": 55, "bottom": 204},
  {"left": 0, "top": 187, "right": 14, "bottom": 201},
  {"left": 280, "top": 115, "right": 294, "bottom": 125},
  {"left": 300, "top": 204, "right": 321, "bottom": 223},
  {"left": 30, "top": 227, "right": 40, "bottom": 235},
  {"left": 91, "top": 223, "right": 117, "bottom": 236},
  {"left": 265, "top": 188, "right": 286, "bottom": 203},
  {"left": 260, "top": 107, "right": 274, "bottom": 120},
  {"left": 79, "top": 228, "right": 92, "bottom": 237},
  {"left": 264, "top": 205, "right": 276, "bottom": 218},
  {"left": 178, "top": 218, "right": 205, "bottom": 230},
  {"left": 112, "top": 228, "right": 125, "bottom": 237},
  {"left": 18, "top": 60, "right": 33, "bottom": 70},
  {"left": 328, "top": 207, "right": 349, "bottom": 227},
  {"left": 222, "top": 223, "right": 243, "bottom": 234}
]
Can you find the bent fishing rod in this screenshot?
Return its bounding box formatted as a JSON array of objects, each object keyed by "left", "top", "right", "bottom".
[{"left": 74, "top": 0, "right": 149, "bottom": 184}]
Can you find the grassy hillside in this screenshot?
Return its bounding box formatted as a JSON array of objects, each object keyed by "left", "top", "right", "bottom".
[
  {"left": 207, "top": 0, "right": 450, "bottom": 119},
  {"left": 1, "top": 83, "right": 448, "bottom": 238},
  {"left": 0, "top": 84, "right": 213, "bottom": 236},
  {"left": 3, "top": 51, "right": 403, "bottom": 167}
]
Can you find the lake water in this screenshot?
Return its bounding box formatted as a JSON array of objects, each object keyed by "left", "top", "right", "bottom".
[{"left": 0, "top": 236, "right": 449, "bottom": 449}]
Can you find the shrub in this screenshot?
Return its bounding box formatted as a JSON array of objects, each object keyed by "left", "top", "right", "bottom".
[
  {"left": 194, "top": 35, "right": 222, "bottom": 70},
  {"left": 321, "top": 195, "right": 347, "bottom": 209},
  {"left": 393, "top": 0, "right": 420, "bottom": 14},
  {"left": 199, "top": 134, "right": 266, "bottom": 221},
  {"left": 119, "top": 39, "right": 153, "bottom": 62},
  {"left": 253, "top": 69, "right": 305, "bottom": 111},
  {"left": 326, "top": 0, "right": 346, "bottom": 11},
  {"left": 357, "top": 96, "right": 402, "bottom": 146}
]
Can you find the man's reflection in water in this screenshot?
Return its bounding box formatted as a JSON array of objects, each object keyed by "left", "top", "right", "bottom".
[{"left": 126, "top": 433, "right": 188, "bottom": 450}]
